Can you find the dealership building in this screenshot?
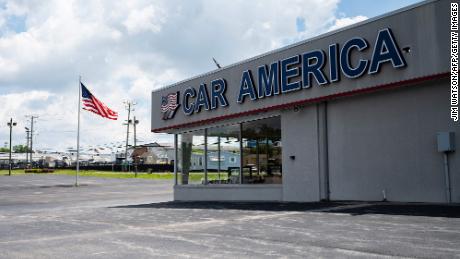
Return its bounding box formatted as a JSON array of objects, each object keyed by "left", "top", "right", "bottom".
[{"left": 151, "top": 0, "right": 458, "bottom": 203}]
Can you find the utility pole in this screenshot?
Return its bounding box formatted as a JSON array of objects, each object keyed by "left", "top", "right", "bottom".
[
  {"left": 133, "top": 116, "right": 139, "bottom": 177},
  {"left": 25, "top": 127, "right": 30, "bottom": 165},
  {"left": 123, "top": 100, "right": 136, "bottom": 171},
  {"left": 26, "top": 115, "right": 38, "bottom": 166},
  {"left": 30, "top": 116, "right": 37, "bottom": 165},
  {"left": 7, "top": 118, "right": 17, "bottom": 176}
]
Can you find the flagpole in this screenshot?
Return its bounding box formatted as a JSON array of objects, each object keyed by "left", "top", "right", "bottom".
[{"left": 76, "top": 75, "right": 81, "bottom": 187}]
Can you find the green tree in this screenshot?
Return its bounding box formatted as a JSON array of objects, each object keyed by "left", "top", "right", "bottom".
[
  {"left": 0, "top": 147, "right": 10, "bottom": 152},
  {"left": 13, "top": 145, "right": 30, "bottom": 153}
]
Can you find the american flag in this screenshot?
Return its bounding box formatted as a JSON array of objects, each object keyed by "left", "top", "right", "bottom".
[
  {"left": 161, "top": 92, "right": 179, "bottom": 112},
  {"left": 81, "top": 83, "right": 118, "bottom": 120}
]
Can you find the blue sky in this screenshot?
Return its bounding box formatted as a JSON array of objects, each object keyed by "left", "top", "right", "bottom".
[
  {"left": 3, "top": 14, "right": 25, "bottom": 33},
  {"left": 338, "top": 0, "right": 422, "bottom": 18},
  {"left": 0, "top": 0, "right": 423, "bottom": 151}
]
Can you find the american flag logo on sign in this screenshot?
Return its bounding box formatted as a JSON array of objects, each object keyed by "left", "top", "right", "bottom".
[{"left": 161, "top": 92, "right": 180, "bottom": 120}]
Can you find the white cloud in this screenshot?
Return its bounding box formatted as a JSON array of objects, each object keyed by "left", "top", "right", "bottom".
[
  {"left": 0, "top": 90, "right": 52, "bottom": 116},
  {"left": 123, "top": 4, "right": 166, "bottom": 34},
  {"left": 328, "top": 15, "right": 368, "bottom": 31},
  {"left": 0, "top": 0, "right": 369, "bottom": 151}
]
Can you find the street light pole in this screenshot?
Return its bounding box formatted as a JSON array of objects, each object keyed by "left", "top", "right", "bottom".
[
  {"left": 7, "top": 118, "right": 17, "bottom": 176},
  {"left": 133, "top": 116, "right": 138, "bottom": 148}
]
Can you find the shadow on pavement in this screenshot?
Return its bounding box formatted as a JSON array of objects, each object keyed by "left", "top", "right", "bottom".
[
  {"left": 111, "top": 201, "right": 460, "bottom": 218},
  {"left": 39, "top": 184, "right": 90, "bottom": 188},
  {"left": 334, "top": 204, "right": 460, "bottom": 218},
  {"left": 112, "top": 201, "right": 345, "bottom": 211}
]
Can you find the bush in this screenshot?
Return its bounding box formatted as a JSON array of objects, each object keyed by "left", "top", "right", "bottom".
[{"left": 24, "top": 168, "right": 55, "bottom": 173}]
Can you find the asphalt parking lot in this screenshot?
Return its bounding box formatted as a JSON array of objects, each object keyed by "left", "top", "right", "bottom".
[{"left": 1, "top": 174, "right": 460, "bottom": 258}]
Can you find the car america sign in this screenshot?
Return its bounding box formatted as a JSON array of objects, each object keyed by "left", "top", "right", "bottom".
[{"left": 161, "top": 28, "right": 406, "bottom": 120}]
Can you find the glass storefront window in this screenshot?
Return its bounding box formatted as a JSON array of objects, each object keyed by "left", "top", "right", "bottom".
[
  {"left": 175, "top": 116, "right": 281, "bottom": 185},
  {"left": 242, "top": 117, "right": 282, "bottom": 184},
  {"left": 207, "top": 124, "right": 241, "bottom": 184}
]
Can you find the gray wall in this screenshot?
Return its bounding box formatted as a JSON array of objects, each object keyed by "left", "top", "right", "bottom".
[
  {"left": 281, "top": 106, "right": 320, "bottom": 202},
  {"left": 326, "top": 79, "right": 459, "bottom": 203}
]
